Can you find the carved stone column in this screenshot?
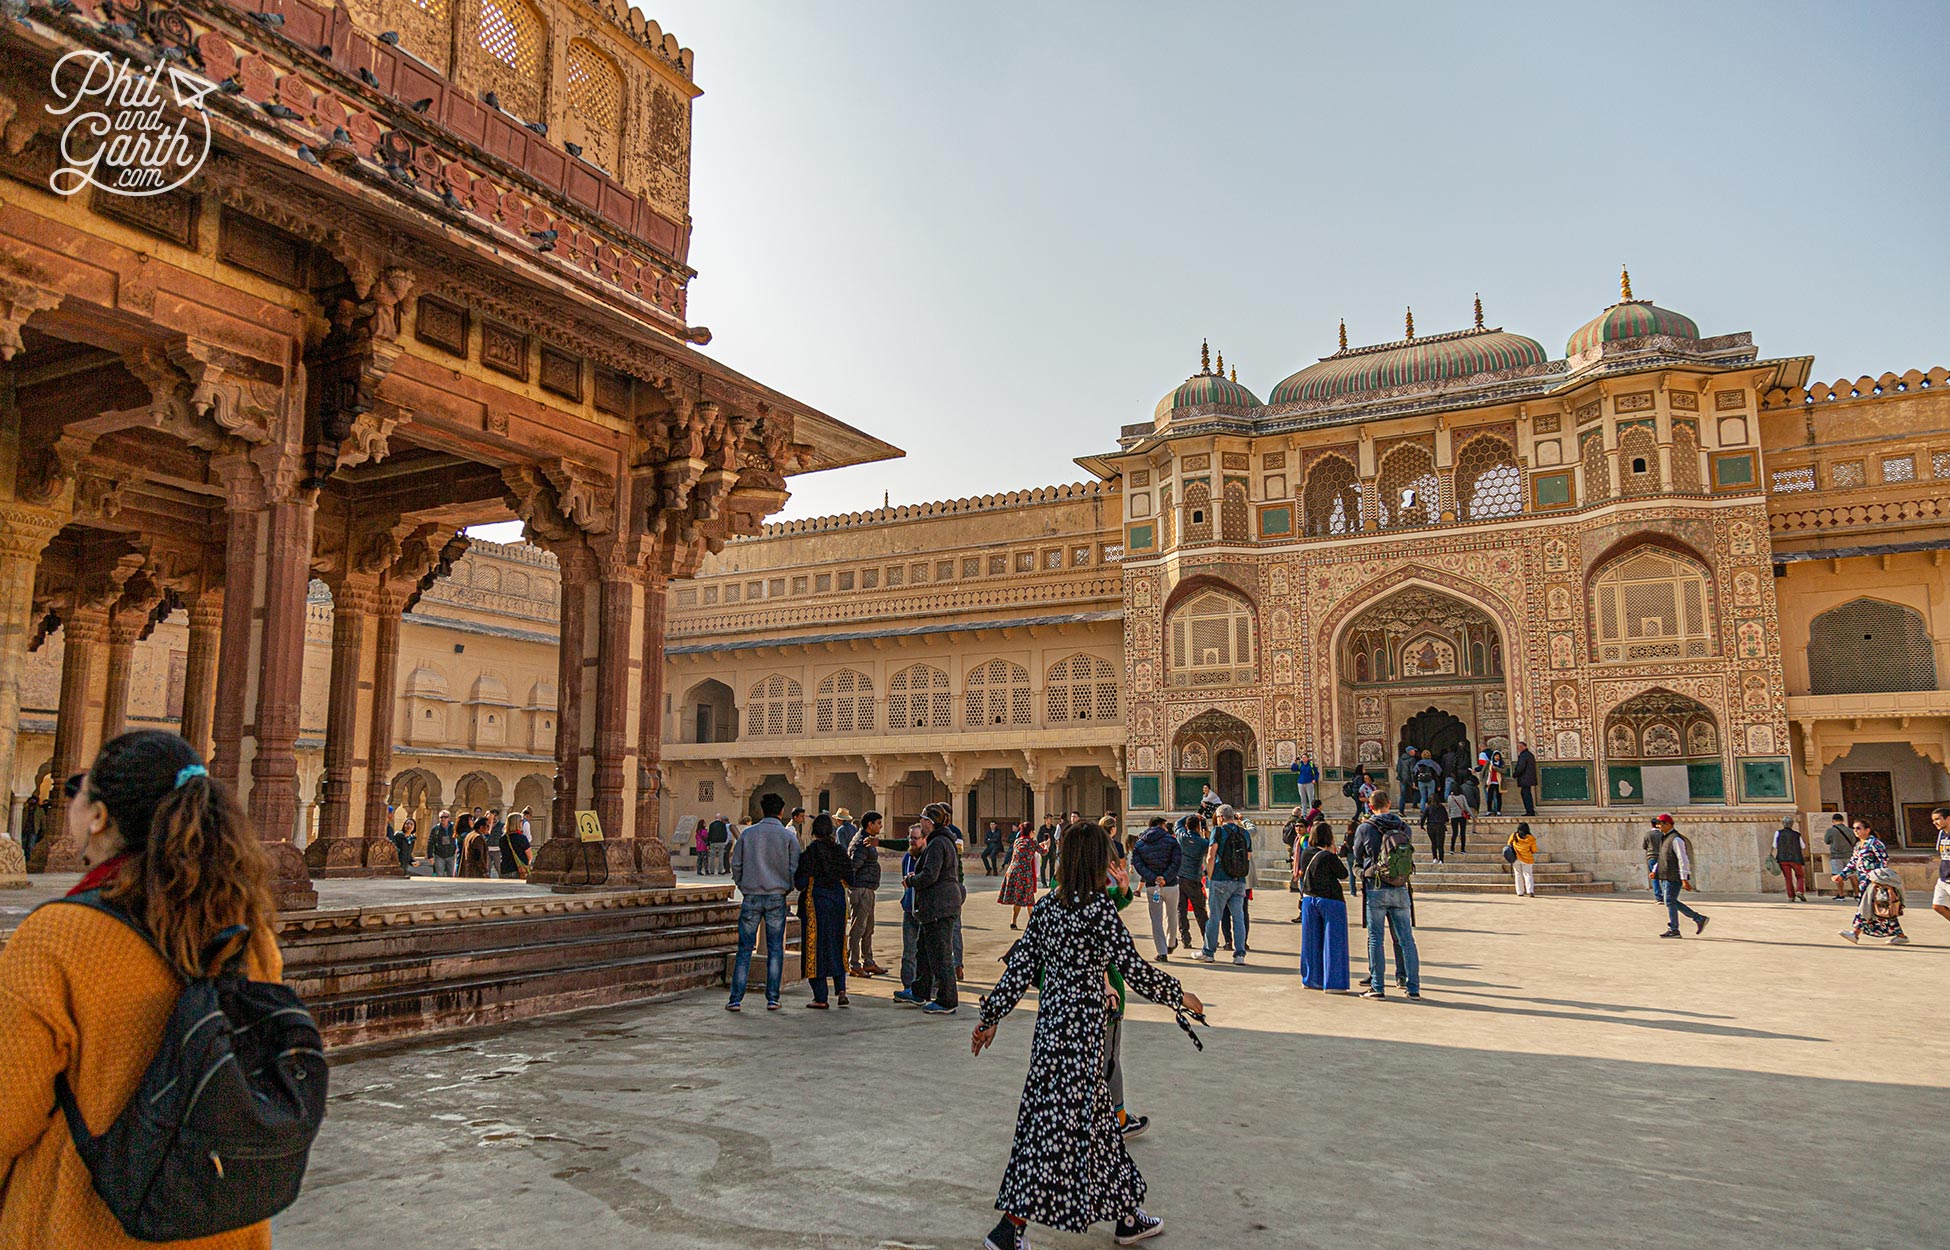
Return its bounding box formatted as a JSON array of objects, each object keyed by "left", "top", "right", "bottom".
[
  {"left": 0, "top": 505, "right": 64, "bottom": 838},
  {"left": 528, "top": 544, "right": 593, "bottom": 885},
  {"left": 177, "top": 591, "right": 223, "bottom": 758},
  {"left": 632, "top": 570, "right": 674, "bottom": 886},
  {"left": 43, "top": 604, "right": 109, "bottom": 871},
  {"left": 208, "top": 474, "right": 263, "bottom": 792},
  {"left": 359, "top": 591, "right": 406, "bottom": 874},
  {"left": 243, "top": 486, "right": 320, "bottom": 911},
  {"left": 99, "top": 601, "right": 149, "bottom": 740},
  {"left": 305, "top": 577, "right": 378, "bottom": 876}
]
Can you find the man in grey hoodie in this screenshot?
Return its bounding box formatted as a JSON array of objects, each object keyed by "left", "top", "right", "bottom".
[
  {"left": 897, "top": 811, "right": 964, "bottom": 1015},
  {"left": 726, "top": 792, "right": 802, "bottom": 1012}
]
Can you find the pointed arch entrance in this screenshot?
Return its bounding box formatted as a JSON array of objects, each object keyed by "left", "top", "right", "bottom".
[
  {"left": 1329, "top": 582, "right": 1514, "bottom": 772},
  {"left": 1172, "top": 710, "right": 1258, "bottom": 809}
]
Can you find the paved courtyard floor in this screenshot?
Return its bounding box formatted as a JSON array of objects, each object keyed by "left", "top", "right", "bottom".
[{"left": 257, "top": 871, "right": 1949, "bottom": 1249}]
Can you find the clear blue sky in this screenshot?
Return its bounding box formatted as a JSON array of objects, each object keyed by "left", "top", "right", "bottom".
[{"left": 493, "top": 0, "right": 1949, "bottom": 535}]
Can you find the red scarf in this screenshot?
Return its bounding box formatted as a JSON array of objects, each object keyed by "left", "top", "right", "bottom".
[{"left": 68, "top": 852, "right": 134, "bottom": 896}]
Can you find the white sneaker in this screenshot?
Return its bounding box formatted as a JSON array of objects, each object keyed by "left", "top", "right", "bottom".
[
  {"left": 1889, "top": 935, "right": 1910, "bottom": 945},
  {"left": 1839, "top": 930, "right": 1859, "bottom": 944}
]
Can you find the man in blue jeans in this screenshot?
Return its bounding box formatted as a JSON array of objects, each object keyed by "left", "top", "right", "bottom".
[
  {"left": 1353, "top": 789, "right": 1421, "bottom": 999},
  {"left": 726, "top": 793, "right": 801, "bottom": 1011},
  {"left": 1196, "top": 804, "right": 1253, "bottom": 966}
]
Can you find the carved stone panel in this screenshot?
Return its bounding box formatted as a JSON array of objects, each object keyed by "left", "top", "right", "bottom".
[
  {"left": 539, "top": 346, "right": 583, "bottom": 401},
  {"left": 415, "top": 296, "right": 468, "bottom": 357},
  {"left": 482, "top": 320, "right": 530, "bottom": 381}
]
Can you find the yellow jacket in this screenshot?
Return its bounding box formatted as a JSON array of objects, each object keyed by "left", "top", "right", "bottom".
[
  {"left": 0, "top": 902, "right": 282, "bottom": 1249},
  {"left": 1507, "top": 832, "right": 1537, "bottom": 864}
]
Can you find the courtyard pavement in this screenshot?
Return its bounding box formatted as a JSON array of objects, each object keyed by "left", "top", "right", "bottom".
[{"left": 265, "top": 868, "right": 1950, "bottom": 1250}]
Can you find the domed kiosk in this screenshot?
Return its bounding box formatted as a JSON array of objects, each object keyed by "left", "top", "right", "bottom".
[{"left": 1271, "top": 302, "right": 1549, "bottom": 406}]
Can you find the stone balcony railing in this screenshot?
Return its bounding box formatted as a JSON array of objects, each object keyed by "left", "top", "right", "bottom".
[
  {"left": 1785, "top": 690, "right": 1950, "bottom": 721},
  {"left": 661, "top": 722, "right": 1125, "bottom": 761}
]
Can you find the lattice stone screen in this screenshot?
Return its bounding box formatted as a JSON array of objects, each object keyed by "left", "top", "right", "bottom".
[
  {"left": 1168, "top": 590, "right": 1255, "bottom": 686},
  {"left": 747, "top": 674, "right": 804, "bottom": 737},
  {"left": 1303, "top": 457, "right": 1360, "bottom": 536},
  {"left": 1375, "top": 444, "right": 1438, "bottom": 528},
  {"left": 889, "top": 664, "right": 951, "bottom": 729},
  {"left": 964, "top": 659, "right": 1031, "bottom": 727},
  {"left": 1808, "top": 599, "right": 1937, "bottom": 694},
  {"left": 476, "top": 0, "right": 544, "bottom": 118},
  {"left": 1046, "top": 654, "right": 1119, "bottom": 723},
  {"left": 564, "top": 39, "right": 624, "bottom": 170},
  {"left": 1592, "top": 548, "right": 1712, "bottom": 662},
  {"left": 1455, "top": 436, "right": 1522, "bottom": 519},
  {"left": 814, "top": 669, "right": 875, "bottom": 734},
  {"left": 1771, "top": 466, "right": 1815, "bottom": 493}
]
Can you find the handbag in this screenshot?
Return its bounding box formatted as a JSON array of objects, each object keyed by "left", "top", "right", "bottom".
[{"left": 1501, "top": 844, "right": 1518, "bottom": 865}]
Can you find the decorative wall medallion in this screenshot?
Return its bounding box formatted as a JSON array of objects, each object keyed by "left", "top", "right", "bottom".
[
  {"left": 1670, "top": 391, "right": 1699, "bottom": 412},
  {"left": 1532, "top": 412, "right": 1562, "bottom": 434},
  {"left": 1715, "top": 390, "right": 1748, "bottom": 411},
  {"left": 1615, "top": 391, "right": 1655, "bottom": 413}
]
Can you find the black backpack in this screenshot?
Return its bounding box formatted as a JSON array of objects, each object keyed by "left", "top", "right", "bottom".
[
  {"left": 1218, "top": 826, "right": 1252, "bottom": 879},
  {"left": 48, "top": 891, "right": 328, "bottom": 1242}
]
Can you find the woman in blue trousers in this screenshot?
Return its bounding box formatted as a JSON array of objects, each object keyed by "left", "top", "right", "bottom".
[{"left": 1296, "top": 824, "right": 1351, "bottom": 991}]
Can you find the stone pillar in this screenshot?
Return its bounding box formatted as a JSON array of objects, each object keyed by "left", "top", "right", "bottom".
[
  {"left": 359, "top": 595, "right": 406, "bottom": 874},
  {"left": 177, "top": 591, "right": 222, "bottom": 758},
  {"left": 591, "top": 562, "right": 639, "bottom": 841},
  {"left": 306, "top": 579, "right": 377, "bottom": 876},
  {"left": 0, "top": 506, "right": 63, "bottom": 838},
  {"left": 632, "top": 571, "right": 674, "bottom": 886},
  {"left": 208, "top": 493, "right": 262, "bottom": 793},
  {"left": 99, "top": 603, "right": 147, "bottom": 741},
  {"left": 529, "top": 546, "right": 593, "bottom": 885},
  {"left": 44, "top": 604, "right": 109, "bottom": 871},
  {"left": 239, "top": 487, "right": 320, "bottom": 911}
]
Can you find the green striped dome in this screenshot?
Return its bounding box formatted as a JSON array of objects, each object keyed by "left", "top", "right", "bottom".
[
  {"left": 1153, "top": 370, "right": 1261, "bottom": 422},
  {"left": 1270, "top": 327, "right": 1548, "bottom": 405},
  {"left": 1566, "top": 301, "right": 1699, "bottom": 356}
]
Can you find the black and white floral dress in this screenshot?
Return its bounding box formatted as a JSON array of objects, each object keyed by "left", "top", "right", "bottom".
[{"left": 979, "top": 891, "right": 1185, "bottom": 1232}]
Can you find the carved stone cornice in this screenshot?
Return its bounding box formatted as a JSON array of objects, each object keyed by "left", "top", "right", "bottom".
[
  {"left": 0, "top": 260, "right": 70, "bottom": 363},
  {"left": 0, "top": 503, "right": 67, "bottom": 561}
]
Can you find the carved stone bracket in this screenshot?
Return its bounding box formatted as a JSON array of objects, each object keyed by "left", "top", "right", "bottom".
[
  {"left": 0, "top": 262, "right": 68, "bottom": 362},
  {"left": 503, "top": 459, "right": 617, "bottom": 547}
]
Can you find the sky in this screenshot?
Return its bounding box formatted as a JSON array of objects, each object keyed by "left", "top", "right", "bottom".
[{"left": 474, "top": 0, "right": 1950, "bottom": 539}]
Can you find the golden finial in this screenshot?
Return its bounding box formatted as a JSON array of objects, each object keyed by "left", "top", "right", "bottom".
[
  {"left": 1200, "top": 339, "right": 1210, "bottom": 374},
  {"left": 1230, "top": 366, "right": 1237, "bottom": 384},
  {"left": 1338, "top": 319, "right": 1348, "bottom": 352},
  {"left": 1473, "top": 293, "right": 1484, "bottom": 329},
  {"left": 1216, "top": 349, "right": 1225, "bottom": 379},
  {"left": 1404, "top": 307, "right": 1415, "bottom": 340},
  {"left": 1620, "top": 265, "right": 1634, "bottom": 302}
]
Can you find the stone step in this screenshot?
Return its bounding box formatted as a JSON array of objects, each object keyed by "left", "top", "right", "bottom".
[{"left": 280, "top": 887, "right": 797, "bottom": 1050}]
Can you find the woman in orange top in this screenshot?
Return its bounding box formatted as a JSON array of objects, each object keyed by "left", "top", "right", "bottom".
[{"left": 0, "top": 729, "right": 281, "bottom": 1248}]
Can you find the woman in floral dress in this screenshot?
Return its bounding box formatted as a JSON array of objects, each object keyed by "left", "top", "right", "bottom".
[
  {"left": 1841, "top": 827, "right": 1909, "bottom": 944},
  {"left": 972, "top": 823, "right": 1203, "bottom": 1250},
  {"left": 996, "top": 823, "right": 1040, "bottom": 929}
]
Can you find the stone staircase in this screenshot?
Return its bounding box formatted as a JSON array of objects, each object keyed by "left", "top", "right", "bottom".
[
  {"left": 281, "top": 885, "right": 798, "bottom": 1050},
  {"left": 1404, "top": 848, "right": 1614, "bottom": 895},
  {"left": 1261, "top": 848, "right": 1615, "bottom": 896}
]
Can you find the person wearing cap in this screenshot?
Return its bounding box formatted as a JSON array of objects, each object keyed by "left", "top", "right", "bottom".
[
  {"left": 1773, "top": 816, "right": 1809, "bottom": 902},
  {"left": 1652, "top": 814, "right": 1710, "bottom": 938},
  {"left": 1505, "top": 822, "right": 1537, "bottom": 896}
]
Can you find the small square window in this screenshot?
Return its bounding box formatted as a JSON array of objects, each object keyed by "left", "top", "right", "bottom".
[
  {"left": 1103, "top": 543, "right": 1124, "bottom": 561},
  {"left": 768, "top": 578, "right": 785, "bottom": 597},
  {"left": 1881, "top": 455, "right": 1915, "bottom": 483},
  {"left": 1630, "top": 457, "right": 1648, "bottom": 475},
  {"left": 1831, "top": 460, "right": 1865, "bottom": 488},
  {"left": 989, "top": 554, "right": 1007, "bottom": 575},
  {"left": 1044, "top": 549, "right": 1062, "bottom": 569},
  {"left": 861, "top": 568, "right": 879, "bottom": 589},
  {"left": 837, "top": 571, "right": 855, "bottom": 590},
  {"left": 724, "top": 584, "right": 740, "bottom": 603},
  {"left": 1015, "top": 551, "right": 1035, "bottom": 572},
  {"left": 702, "top": 586, "right": 718, "bottom": 605},
  {"left": 747, "top": 581, "right": 763, "bottom": 599},
  {"left": 936, "top": 560, "right": 955, "bottom": 580},
  {"left": 1191, "top": 509, "right": 1205, "bottom": 524},
  {"left": 791, "top": 576, "right": 808, "bottom": 595},
  {"left": 963, "top": 557, "right": 981, "bottom": 578},
  {"left": 911, "top": 563, "right": 928, "bottom": 583},
  {"left": 1933, "top": 450, "right": 1950, "bottom": 479},
  {"left": 1072, "top": 546, "right": 1091, "bottom": 566},
  {"left": 815, "top": 573, "right": 833, "bottom": 593},
  {"left": 887, "top": 565, "right": 904, "bottom": 586}
]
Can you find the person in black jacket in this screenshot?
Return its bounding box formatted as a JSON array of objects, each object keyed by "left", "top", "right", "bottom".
[
  {"left": 1512, "top": 744, "right": 1539, "bottom": 816},
  {"left": 500, "top": 811, "right": 531, "bottom": 878},
  {"left": 794, "top": 813, "right": 855, "bottom": 1008},
  {"left": 1129, "top": 816, "right": 1182, "bottom": 962},
  {"left": 897, "top": 811, "right": 964, "bottom": 1014},
  {"left": 428, "top": 811, "right": 459, "bottom": 877},
  {"left": 846, "top": 812, "right": 885, "bottom": 976}
]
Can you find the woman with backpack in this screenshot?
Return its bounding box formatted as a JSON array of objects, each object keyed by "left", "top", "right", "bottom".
[
  {"left": 1839, "top": 824, "right": 1908, "bottom": 945},
  {"left": 971, "top": 822, "right": 1203, "bottom": 1250},
  {"left": 1420, "top": 797, "right": 1448, "bottom": 864},
  {"left": 0, "top": 729, "right": 300, "bottom": 1248}
]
